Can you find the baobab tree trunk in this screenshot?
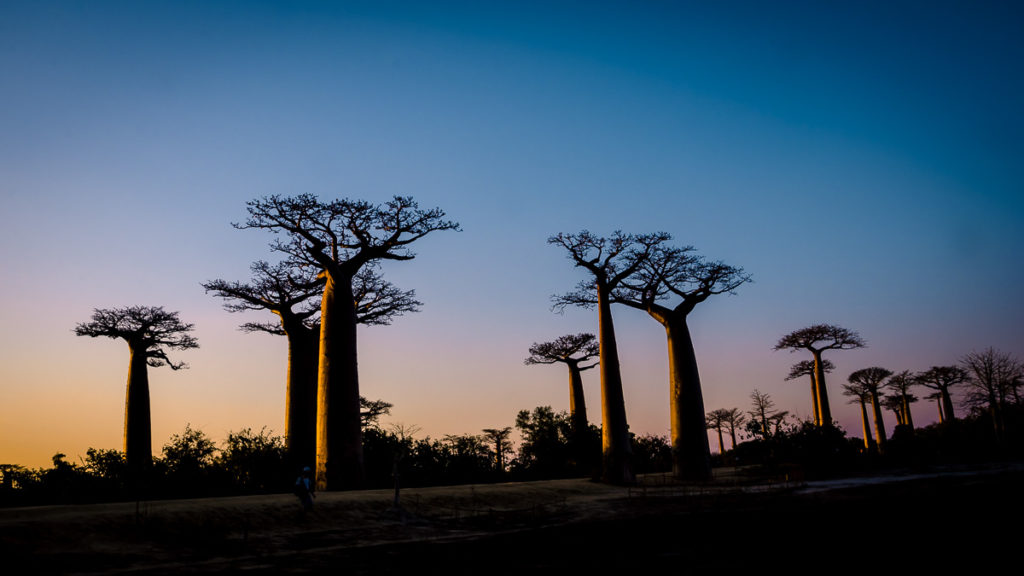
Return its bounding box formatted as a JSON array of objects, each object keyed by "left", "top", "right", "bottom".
[
  {"left": 813, "top": 352, "right": 833, "bottom": 426},
  {"left": 940, "top": 388, "right": 955, "bottom": 422},
  {"left": 596, "top": 285, "right": 634, "bottom": 484},
  {"left": 316, "top": 269, "right": 364, "bottom": 490},
  {"left": 567, "top": 363, "right": 589, "bottom": 434},
  {"left": 858, "top": 399, "right": 872, "bottom": 451},
  {"left": 665, "top": 317, "right": 711, "bottom": 480},
  {"left": 808, "top": 373, "right": 821, "bottom": 426},
  {"left": 901, "top": 395, "right": 914, "bottom": 429},
  {"left": 728, "top": 426, "right": 738, "bottom": 450},
  {"left": 870, "top": 391, "right": 887, "bottom": 452},
  {"left": 285, "top": 324, "right": 319, "bottom": 470},
  {"left": 715, "top": 427, "right": 725, "bottom": 455},
  {"left": 124, "top": 346, "right": 152, "bottom": 470}
]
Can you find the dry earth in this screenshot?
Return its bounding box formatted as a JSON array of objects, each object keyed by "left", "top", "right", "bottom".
[{"left": 3, "top": 465, "right": 1021, "bottom": 574}]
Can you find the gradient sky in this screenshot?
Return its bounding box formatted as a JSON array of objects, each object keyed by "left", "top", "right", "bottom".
[{"left": 2, "top": 1, "right": 1023, "bottom": 469}]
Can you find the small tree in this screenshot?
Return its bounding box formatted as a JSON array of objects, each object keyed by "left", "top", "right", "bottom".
[
  {"left": 960, "top": 347, "right": 1023, "bottom": 442},
  {"left": 481, "top": 427, "right": 514, "bottom": 473},
  {"left": 841, "top": 382, "right": 875, "bottom": 451},
  {"left": 74, "top": 306, "right": 198, "bottom": 470},
  {"left": 524, "top": 333, "right": 599, "bottom": 436},
  {"left": 775, "top": 324, "right": 866, "bottom": 427},
  {"left": 705, "top": 409, "right": 728, "bottom": 454},
  {"left": 748, "top": 390, "right": 781, "bottom": 440},
  {"left": 722, "top": 407, "right": 747, "bottom": 450},
  {"left": 885, "top": 371, "right": 917, "bottom": 430},
  {"left": 915, "top": 366, "right": 967, "bottom": 423},
  {"left": 848, "top": 367, "right": 893, "bottom": 452}
]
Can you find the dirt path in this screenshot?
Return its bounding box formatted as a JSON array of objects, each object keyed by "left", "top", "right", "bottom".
[{"left": 3, "top": 466, "right": 1021, "bottom": 574}]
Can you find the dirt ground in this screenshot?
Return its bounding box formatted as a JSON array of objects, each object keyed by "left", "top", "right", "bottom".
[{"left": 3, "top": 464, "right": 1021, "bottom": 574}]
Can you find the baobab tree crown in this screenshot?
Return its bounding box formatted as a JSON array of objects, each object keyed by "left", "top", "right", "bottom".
[
  {"left": 525, "top": 333, "right": 600, "bottom": 366},
  {"left": 73, "top": 306, "right": 198, "bottom": 368},
  {"left": 774, "top": 324, "right": 866, "bottom": 354}
]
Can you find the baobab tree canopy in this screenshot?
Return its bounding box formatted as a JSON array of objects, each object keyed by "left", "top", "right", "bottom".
[
  {"left": 74, "top": 306, "right": 198, "bottom": 369},
  {"left": 525, "top": 333, "right": 599, "bottom": 367},
  {"left": 775, "top": 323, "right": 865, "bottom": 426},
  {"left": 73, "top": 306, "right": 198, "bottom": 469}
]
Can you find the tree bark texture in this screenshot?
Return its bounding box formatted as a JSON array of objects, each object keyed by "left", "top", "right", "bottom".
[
  {"left": 858, "top": 399, "right": 872, "bottom": 451},
  {"left": 597, "top": 286, "right": 634, "bottom": 484},
  {"left": 665, "top": 317, "right": 711, "bottom": 480},
  {"left": 813, "top": 352, "right": 833, "bottom": 426},
  {"left": 124, "top": 346, "right": 152, "bottom": 470},
  {"left": 316, "top": 270, "right": 364, "bottom": 490},
  {"left": 285, "top": 322, "right": 319, "bottom": 470},
  {"left": 808, "top": 374, "right": 821, "bottom": 426}
]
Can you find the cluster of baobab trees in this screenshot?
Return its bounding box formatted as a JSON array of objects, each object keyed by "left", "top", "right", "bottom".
[
  {"left": 75, "top": 196, "right": 753, "bottom": 489},
  {"left": 702, "top": 322, "right": 1023, "bottom": 453}
]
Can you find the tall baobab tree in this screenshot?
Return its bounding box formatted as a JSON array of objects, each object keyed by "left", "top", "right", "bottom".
[
  {"left": 524, "top": 333, "right": 599, "bottom": 435},
  {"left": 237, "top": 195, "right": 459, "bottom": 489},
  {"left": 848, "top": 367, "right": 892, "bottom": 452},
  {"left": 611, "top": 244, "right": 751, "bottom": 480},
  {"left": 74, "top": 306, "right": 198, "bottom": 470},
  {"left": 841, "top": 382, "right": 875, "bottom": 452},
  {"left": 203, "top": 261, "right": 419, "bottom": 469},
  {"left": 915, "top": 366, "right": 967, "bottom": 423},
  {"left": 786, "top": 359, "right": 834, "bottom": 426},
  {"left": 775, "top": 324, "right": 866, "bottom": 427},
  {"left": 885, "top": 371, "right": 917, "bottom": 430},
  {"left": 550, "top": 230, "right": 669, "bottom": 484}
]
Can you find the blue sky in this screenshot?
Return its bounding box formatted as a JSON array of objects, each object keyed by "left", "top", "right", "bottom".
[{"left": 2, "top": 1, "right": 1022, "bottom": 468}]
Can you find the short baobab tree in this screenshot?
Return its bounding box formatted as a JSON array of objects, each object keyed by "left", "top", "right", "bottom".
[
  {"left": 848, "top": 367, "right": 892, "bottom": 452},
  {"left": 237, "top": 195, "right": 458, "bottom": 490},
  {"left": 747, "top": 389, "right": 781, "bottom": 440},
  {"left": 481, "top": 427, "right": 513, "bottom": 472},
  {"left": 524, "top": 333, "right": 599, "bottom": 435},
  {"left": 786, "top": 359, "right": 834, "bottom": 426},
  {"left": 775, "top": 324, "right": 866, "bottom": 427},
  {"left": 885, "top": 371, "right": 917, "bottom": 430},
  {"left": 722, "top": 407, "right": 747, "bottom": 450},
  {"left": 74, "top": 306, "right": 198, "bottom": 470},
  {"left": 550, "top": 230, "right": 669, "bottom": 484},
  {"left": 611, "top": 243, "right": 751, "bottom": 480},
  {"left": 705, "top": 409, "right": 730, "bottom": 454},
  {"left": 915, "top": 365, "right": 967, "bottom": 423}
]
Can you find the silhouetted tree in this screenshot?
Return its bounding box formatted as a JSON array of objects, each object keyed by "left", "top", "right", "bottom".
[
  {"left": 722, "top": 407, "right": 747, "bottom": 449},
  {"left": 237, "top": 195, "right": 458, "bottom": 489},
  {"left": 550, "top": 230, "right": 669, "bottom": 484},
  {"left": 786, "top": 359, "right": 835, "bottom": 426},
  {"left": 74, "top": 306, "right": 198, "bottom": 470},
  {"left": 841, "top": 382, "right": 875, "bottom": 451},
  {"left": 706, "top": 409, "right": 728, "bottom": 454},
  {"left": 217, "top": 427, "right": 288, "bottom": 493},
  {"left": 481, "top": 427, "right": 513, "bottom": 472},
  {"left": 915, "top": 366, "right": 967, "bottom": 423},
  {"left": 960, "top": 347, "right": 1023, "bottom": 442},
  {"left": 775, "top": 324, "right": 866, "bottom": 427},
  {"left": 611, "top": 243, "right": 751, "bottom": 480},
  {"left": 748, "top": 389, "right": 780, "bottom": 440},
  {"left": 360, "top": 396, "right": 393, "bottom": 429},
  {"left": 886, "top": 371, "right": 917, "bottom": 429},
  {"left": 525, "top": 333, "right": 599, "bottom": 435},
  {"left": 848, "top": 367, "right": 892, "bottom": 452},
  {"left": 514, "top": 406, "right": 574, "bottom": 478}
]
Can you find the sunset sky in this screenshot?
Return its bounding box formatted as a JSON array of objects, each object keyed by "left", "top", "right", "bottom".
[{"left": 2, "top": 1, "right": 1023, "bottom": 469}]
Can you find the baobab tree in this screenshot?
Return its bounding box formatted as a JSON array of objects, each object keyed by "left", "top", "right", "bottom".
[
  {"left": 237, "top": 195, "right": 459, "bottom": 489},
  {"left": 885, "top": 371, "right": 917, "bottom": 430},
  {"left": 524, "top": 333, "right": 599, "bottom": 435},
  {"left": 848, "top": 367, "right": 892, "bottom": 452},
  {"left": 610, "top": 244, "right": 751, "bottom": 480},
  {"left": 775, "top": 324, "right": 866, "bottom": 427},
  {"left": 705, "top": 409, "right": 728, "bottom": 454},
  {"left": 74, "top": 306, "right": 198, "bottom": 470},
  {"left": 748, "top": 389, "right": 780, "bottom": 440},
  {"left": 203, "top": 261, "right": 419, "bottom": 469},
  {"left": 786, "top": 359, "right": 834, "bottom": 426},
  {"left": 722, "top": 407, "right": 747, "bottom": 450},
  {"left": 841, "top": 382, "right": 875, "bottom": 452},
  {"left": 550, "top": 230, "right": 669, "bottom": 484},
  {"left": 915, "top": 365, "right": 967, "bottom": 423},
  {"left": 481, "top": 427, "right": 513, "bottom": 472}
]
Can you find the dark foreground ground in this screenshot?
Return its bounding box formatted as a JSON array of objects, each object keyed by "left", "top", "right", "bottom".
[{"left": 2, "top": 464, "right": 1021, "bottom": 574}]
